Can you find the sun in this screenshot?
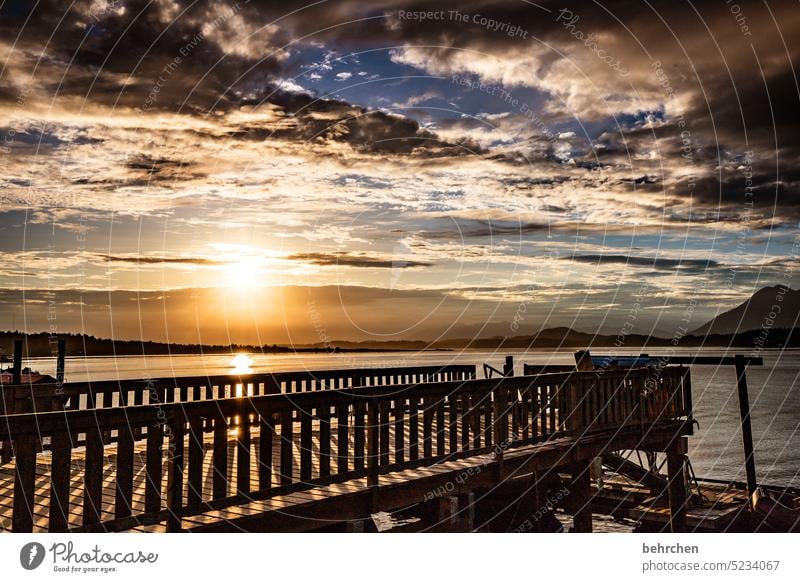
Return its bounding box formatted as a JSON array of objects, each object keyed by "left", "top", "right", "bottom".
[
  {"left": 230, "top": 353, "right": 254, "bottom": 375},
  {"left": 223, "top": 258, "right": 261, "bottom": 290}
]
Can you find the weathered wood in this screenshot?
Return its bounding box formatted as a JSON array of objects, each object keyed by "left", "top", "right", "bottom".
[
  {"left": 319, "top": 404, "right": 331, "bottom": 479},
  {"left": 394, "top": 399, "right": 405, "bottom": 464},
  {"left": 0, "top": 366, "right": 692, "bottom": 533},
  {"left": 83, "top": 424, "right": 105, "bottom": 526},
  {"left": 213, "top": 415, "right": 229, "bottom": 499},
  {"left": 735, "top": 355, "right": 758, "bottom": 498},
  {"left": 379, "top": 400, "right": 390, "bottom": 467},
  {"left": 48, "top": 364, "right": 477, "bottom": 415},
  {"left": 436, "top": 399, "right": 446, "bottom": 457},
  {"left": 423, "top": 397, "right": 433, "bottom": 458},
  {"left": 115, "top": 423, "right": 135, "bottom": 519},
  {"left": 367, "top": 401, "right": 379, "bottom": 487},
  {"left": 258, "top": 414, "right": 274, "bottom": 491},
  {"left": 12, "top": 436, "right": 36, "bottom": 532},
  {"left": 187, "top": 417, "right": 204, "bottom": 508},
  {"left": 280, "top": 412, "right": 293, "bottom": 486},
  {"left": 144, "top": 422, "right": 164, "bottom": 513},
  {"left": 300, "top": 409, "right": 313, "bottom": 481},
  {"left": 49, "top": 430, "right": 72, "bottom": 531},
  {"left": 166, "top": 417, "right": 185, "bottom": 532},
  {"left": 336, "top": 404, "right": 348, "bottom": 473},
  {"left": 570, "top": 463, "right": 593, "bottom": 533},
  {"left": 667, "top": 437, "right": 689, "bottom": 533},
  {"left": 449, "top": 395, "right": 459, "bottom": 453},
  {"left": 354, "top": 402, "right": 365, "bottom": 471},
  {"left": 236, "top": 405, "right": 251, "bottom": 495},
  {"left": 409, "top": 397, "right": 419, "bottom": 461}
]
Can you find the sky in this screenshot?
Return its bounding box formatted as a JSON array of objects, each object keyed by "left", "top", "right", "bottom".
[{"left": 1, "top": 0, "right": 799, "bottom": 346}]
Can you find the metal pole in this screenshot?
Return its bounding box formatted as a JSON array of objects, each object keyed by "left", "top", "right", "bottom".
[{"left": 734, "top": 354, "right": 758, "bottom": 497}]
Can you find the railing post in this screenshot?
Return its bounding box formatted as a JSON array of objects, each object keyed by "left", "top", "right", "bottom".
[
  {"left": 493, "top": 383, "right": 508, "bottom": 464},
  {"left": 12, "top": 435, "right": 36, "bottom": 532},
  {"left": 166, "top": 414, "right": 185, "bottom": 532},
  {"left": 367, "top": 399, "right": 379, "bottom": 487}
]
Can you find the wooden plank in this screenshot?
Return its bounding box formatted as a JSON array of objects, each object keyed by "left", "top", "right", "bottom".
[
  {"left": 144, "top": 423, "right": 164, "bottom": 513},
  {"left": 483, "top": 394, "right": 493, "bottom": 446},
  {"left": 336, "top": 404, "right": 348, "bottom": 474},
  {"left": 436, "top": 398, "right": 445, "bottom": 456},
  {"left": 187, "top": 417, "right": 204, "bottom": 508},
  {"left": 237, "top": 407, "right": 252, "bottom": 495},
  {"left": 423, "top": 397, "right": 433, "bottom": 458},
  {"left": 83, "top": 424, "right": 104, "bottom": 526},
  {"left": 115, "top": 423, "right": 135, "bottom": 519},
  {"left": 49, "top": 431, "right": 72, "bottom": 531},
  {"left": 449, "top": 395, "right": 459, "bottom": 454},
  {"left": 213, "top": 415, "right": 229, "bottom": 499},
  {"left": 409, "top": 397, "right": 419, "bottom": 461},
  {"left": 319, "top": 404, "right": 331, "bottom": 479},
  {"left": 166, "top": 417, "right": 185, "bottom": 532},
  {"left": 521, "top": 388, "right": 530, "bottom": 440},
  {"left": 353, "top": 402, "right": 365, "bottom": 471},
  {"left": 280, "top": 412, "right": 293, "bottom": 486},
  {"left": 379, "top": 400, "right": 390, "bottom": 467},
  {"left": 470, "top": 393, "right": 481, "bottom": 449},
  {"left": 300, "top": 410, "right": 312, "bottom": 481},
  {"left": 459, "top": 394, "right": 470, "bottom": 451},
  {"left": 12, "top": 437, "right": 37, "bottom": 532},
  {"left": 394, "top": 399, "right": 405, "bottom": 464},
  {"left": 367, "top": 402, "right": 379, "bottom": 487},
  {"left": 258, "top": 414, "right": 274, "bottom": 491}
]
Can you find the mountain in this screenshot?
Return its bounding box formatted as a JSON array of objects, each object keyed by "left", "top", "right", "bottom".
[{"left": 692, "top": 285, "right": 800, "bottom": 335}]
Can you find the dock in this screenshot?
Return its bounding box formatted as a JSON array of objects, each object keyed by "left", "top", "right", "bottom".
[{"left": 1, "top": 361, "right": 698, "bottom": 532}]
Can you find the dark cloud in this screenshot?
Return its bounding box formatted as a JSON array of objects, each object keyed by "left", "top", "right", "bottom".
[
  {"left": 287, "top": 251, "right": 432, "bottom": 268},
  {"left": 566, "top": 254, "right": 719, "bottom": 272},
  {"left": 415, "top": 219, "right": 553, "bottom": 240},
  {"left": 100, "top": 254, "right": 221, "bottom": 265}
]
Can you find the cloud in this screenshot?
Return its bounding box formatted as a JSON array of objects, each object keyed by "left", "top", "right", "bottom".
[
  {"left": 286, "top": 252, "right": 432, "bottom": 269},
  {"left": 100, "top": 254, "right": 222, "bottom": 265},
  {"left": 566, "top": 254, "right": 719, "bottom": 271}
]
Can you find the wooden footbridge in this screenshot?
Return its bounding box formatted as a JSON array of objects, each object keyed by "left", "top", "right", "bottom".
[{"left": 0, "top": 361, "right": 694, "bottom": 533}]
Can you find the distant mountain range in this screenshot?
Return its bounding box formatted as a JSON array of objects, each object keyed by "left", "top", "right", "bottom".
[
  {"left": 2, "top": 286, "right": 798, "bottom": 357},
  {"left": 691, "top": 285, "right": 800, "bottom": 335}
]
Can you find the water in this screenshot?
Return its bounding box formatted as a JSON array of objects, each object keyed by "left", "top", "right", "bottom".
[{"left": 22, "top": 347, "right": 800, "bottom": 488}]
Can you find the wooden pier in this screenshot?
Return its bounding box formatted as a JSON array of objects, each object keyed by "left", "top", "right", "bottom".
[{"left": 0, "top": 363, "right": 693, "bottom": 533}]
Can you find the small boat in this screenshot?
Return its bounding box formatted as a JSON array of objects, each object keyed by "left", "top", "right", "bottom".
[{"left": 752, "top": 486, "right": 800, "bottom": 532}]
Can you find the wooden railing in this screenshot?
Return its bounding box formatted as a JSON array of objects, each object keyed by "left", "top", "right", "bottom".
[
  {"left": 0, "top": 367, "right": 690, "bottom": 533},
  {"left": 0, "top": 364, "right": 475, "bottom": 459},
  {"left": 55, "top": 364, "right": 477, "bottom": 411}
]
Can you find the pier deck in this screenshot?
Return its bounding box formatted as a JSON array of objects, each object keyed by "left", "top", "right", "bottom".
[{"left": 0, "top": 365, "right": 693, "bottom": 533}]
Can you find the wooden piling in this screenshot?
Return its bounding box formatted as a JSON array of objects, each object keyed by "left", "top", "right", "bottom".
[
  {"left": 56, "top": 339, "right": 66, "bottom": 384},
  {"left": 734, "top": 354, "right": 758, "bottom": 498},
  {"left": 570, "top": 463, "right": 593, "bottom": 532},
  {"left": 12, "top": 339, "right": 22, "bottom": 385},
  {"left": 503, "top": 355, "right": 514, "bottom": 377},
  {"left": 666, "top": 437, "right": 689, "bottom": 533}
]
